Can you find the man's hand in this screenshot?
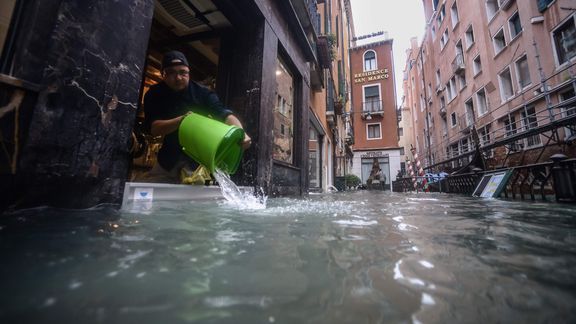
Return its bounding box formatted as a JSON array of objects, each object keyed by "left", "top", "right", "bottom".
[{"left": 242, "top": 133, "right": 252, "bottom": 150}]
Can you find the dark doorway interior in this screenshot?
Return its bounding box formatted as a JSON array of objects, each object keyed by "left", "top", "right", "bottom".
[{"left": 129, "top": 0, "right": 232, "bottom": 181}]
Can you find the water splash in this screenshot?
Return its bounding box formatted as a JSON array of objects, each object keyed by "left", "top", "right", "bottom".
[{"left": 213, "top": 169, "right": 267, "bottom": 210}]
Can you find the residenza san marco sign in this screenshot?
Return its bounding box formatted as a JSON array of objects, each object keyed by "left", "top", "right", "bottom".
[{"left": 354, "top": 68, "right": 390, "bottom": 84}]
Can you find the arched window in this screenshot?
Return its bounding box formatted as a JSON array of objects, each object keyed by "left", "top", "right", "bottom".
[{"left": 364, "top": 50, "right": 377, "bottom": 71}]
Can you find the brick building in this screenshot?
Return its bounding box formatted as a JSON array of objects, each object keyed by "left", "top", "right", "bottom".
[
  {"left": 350, "top": 36, "right": 401, "bottom": 187},
  {"left": 402, "top": 0, "right": 576, "bottom": 173}
]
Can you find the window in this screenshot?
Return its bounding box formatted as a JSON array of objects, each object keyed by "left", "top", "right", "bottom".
[
  {"left": 515, "top": 55, "right": 531, "bottom": 89},
  {"left": 465, "top": 98, "right": 475, "bottom": 126},
  {"left": 498, "top": 67, "right": 514, "bottom": 101},
  {"left": 465, "top": 25, "right": 475, "bottom": 49},
  {"left": 446, "top": 76, "right": 457, "bottom": 101},
  {"left": 486, "top": 0, "right": 500, "bottom": 21},
  {"left": 476, "top": 88, "right": 489, "bottom": 116},
  {"left": 363, "top": 85, "right": 381, "bottom": 112},
  {"left": 437, "top": 5, "right": 446, "bottom": 26},
  {"left": 538, "top": 0, "right": 554, "bottom": 12},
  {"left": 435, "top": 69, "right": 441, "bottom": 87},
  {"left": 440, "top": 29, "right": 449, "bottom": 49},
  {"left": 479, "top": 124, "right": 491, "bottom": 146},
  {"left": 493, "top": 28, "right": 507, "bottom": 55},
  {"left": 503, "top": 114, "right": 522, "bottom": 151},
  {"left": 560, "top": 88, "right": 576, "bottom": 138},
  {"left": 432, "top": 25, "right": 436, "bottom": 39},
  {"left": 504, "top": 115, "right": 517, "bottom": 136},
  {"left": 451, "top": 112, "right": 457, "bottom": 127},
  {"left": 0, "top": 1, "right": 17, "bottom": 62},
  {"left": 420, "top": 94, "right": 425, "bottom": 112},
  {"left": 473, "top": 55, "right": 482, "bottom": 76},
  {"left": 398, "top": 127, "right": 404, "bottom": 137},
  {"left": 440, "top": 96, "right": 446, "bottom": 110},
  {"left": 308, "top": 126, "right": 321, "bottom": 188},
  {"left": 521, "top": 107, "right": 541, "bottom": 147},
  {"left": 367, "top": 123, "right": 381, "bottom": 139},
  {"left": 451, "top": 2, "right": 459, "bottom": 28},
  {"left": 552, "top": 15, "right": 576, "bottom": 66},
  {"left": 457, "top": 73, "right": 467, "bottom": 90},
  {"left": 508, "top": 12, "right": 522, "bottom": 39},
  {"left": 364, "top": 50, "right": 377, "bottom": 71},
  {"left": 273, "top": 56, "right": 295, "bottom": 164},
  {"left": 441, "top": 115, "right": 448, "bottom": 136}
]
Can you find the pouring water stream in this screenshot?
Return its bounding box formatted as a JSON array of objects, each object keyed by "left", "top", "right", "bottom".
[{"left": 213, "top": 169, "right": 267, "bottom": 209}]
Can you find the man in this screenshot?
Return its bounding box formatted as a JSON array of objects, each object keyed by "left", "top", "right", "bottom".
[{"left": 144, "top": 50, "right": 251, "bottom": 182}]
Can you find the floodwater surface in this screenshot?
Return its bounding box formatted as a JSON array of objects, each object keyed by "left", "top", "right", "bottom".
[{"left": 1, "top": 191, "right": 575, "bottom": 323}]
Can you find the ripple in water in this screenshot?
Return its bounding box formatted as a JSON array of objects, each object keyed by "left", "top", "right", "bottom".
[{"left": 213, "top": 169, "right": 267, "bottom": 210}]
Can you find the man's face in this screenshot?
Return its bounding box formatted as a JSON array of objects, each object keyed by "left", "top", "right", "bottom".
[{"left": 163, "top": 65, "right": 190, "bottom": 91}]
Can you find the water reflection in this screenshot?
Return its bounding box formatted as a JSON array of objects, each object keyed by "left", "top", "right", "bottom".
[{"left": 0, "top": 192, "right": 575, "bottom": 323}]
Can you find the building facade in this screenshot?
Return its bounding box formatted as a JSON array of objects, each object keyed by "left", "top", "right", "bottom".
[
  {"left": 350, "top": 37, "right": 401, "bottom": 188},
  {"left": 403, "top": 0, "right": 576, "bottom": 174},
  {"left": 309, "top": 0, "right": 355, "bottom": 192},
  {"left": 0, "top": 0, "right": 355, "bottom": 211}
]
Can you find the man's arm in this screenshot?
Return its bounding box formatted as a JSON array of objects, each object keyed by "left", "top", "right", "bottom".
[
  {"left": 225, "top": 114, "right": 252, "bottom": 150},
  {"left": 150, "top": 114, "right": 188, "bottom": 137}
]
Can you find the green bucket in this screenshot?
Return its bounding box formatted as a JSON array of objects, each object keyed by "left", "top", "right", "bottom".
[{"left": 178, "top": 112, "right": 245, "bottom": 174}]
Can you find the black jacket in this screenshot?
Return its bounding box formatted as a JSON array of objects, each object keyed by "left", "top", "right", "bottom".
[{"left": 143, "top": 81, "right": 233, "bottom": 171}]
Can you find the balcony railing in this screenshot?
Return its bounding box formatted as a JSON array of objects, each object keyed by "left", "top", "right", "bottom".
[
  {"left": 499, "top": 0, "right": 514, "bottom": 10},
  {"left": 451, "top": 53, "right": 465, "bottom": 74},
  {"left": 363, "top": 100, "right": 383, "bottom": 113},
  {"left": 306, "top": 0, "right": 321, "bottom": 36},
  {"left": 439, "top": 106, "right": 446, "bottom": 117}
]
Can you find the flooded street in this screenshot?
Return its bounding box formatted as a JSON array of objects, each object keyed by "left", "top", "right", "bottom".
[{"left": 1, "top": 191, "right": 575, "bottom": 323}]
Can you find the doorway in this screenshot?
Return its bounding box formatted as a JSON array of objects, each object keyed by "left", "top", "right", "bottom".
[{"left": 129, "top": 0, "right": 232, "bottom": 181}]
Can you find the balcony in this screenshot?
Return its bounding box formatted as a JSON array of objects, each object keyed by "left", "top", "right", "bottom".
[
  {"left": 317, "top": 35, "right": 332, "bottom": 68},
  {"left": 498, "top": 0, "right": 514, "bottom": 10},
  {"left": 363, "top": 100, "right": 383, "bottom": 113},
  {"left": 361, "top": 100, "right": 384, "bottom": 119},
  {"left": 451, "top": 53, "right": 465, "bottom": 74},
  {"left": 435, "top": 84, "right": 444, "bottom": 94},
  {"left": 439, "top": 106, "right": 447, "bottom": 117}
]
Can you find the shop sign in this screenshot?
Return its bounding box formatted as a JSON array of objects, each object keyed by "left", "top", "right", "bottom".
[
  {"left": 360, "top": 151, "right": 388, "bottom": 158},
  {"left": 354, "top": 69, "right": 389, "bottom": 83}
]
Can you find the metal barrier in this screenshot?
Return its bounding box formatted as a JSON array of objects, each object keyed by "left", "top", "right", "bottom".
[{"left": 393, "top": 157, "right": 576, "bottom": 203}]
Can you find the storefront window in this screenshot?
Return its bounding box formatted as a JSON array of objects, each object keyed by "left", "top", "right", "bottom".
[
  {"left": 273, "top": 57, "right": 294, "bottom": 163},
  {"left": 361, "top": 156, "right": 390, "bottom": 186},
  {"left": 308, "top": 127, "right": 321, "bottom": 188},
  {"left": 0, "top": 0, "right": 17, "bottom": 60}
]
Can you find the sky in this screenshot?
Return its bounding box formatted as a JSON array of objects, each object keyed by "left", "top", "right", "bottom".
[{"left": 350, "top": 0, "right": 426, "bottom": 106}]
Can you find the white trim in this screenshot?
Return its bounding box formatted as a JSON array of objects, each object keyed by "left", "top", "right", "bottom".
[
  {"left": 362, "top": 83, "right": 382, "bottom": 111},
  {"left": 450, "top": 111, "right": 458, "bottom": 128},
  {"left": 514, "top": 53, "right": 532, "bottom": 91},
  {"left": 492, "top": 26, "right": 507, "bottom": 56},
  {"left": 476, "top": 87, "right": 489, "bottom": 116},
  {"left": 472, "top": 54, "right": 482, "bottom": 76},
  {"left": 465, "top": 24, "right": 475, "bottom": 50},
  {"left": 507, "top": 10, "right": 522, "bottom": 41},
  {"left": 363, "top": 49, "right": 378, "bottom": 72},
  {"left": 366, "top": 122, "right": 382, "bottom": 140},
  {"left": 551, "top": 13, "right": 576, "bottom": 68},
  {"left": 497, "top": 65, "right": 514, "bottom": 103}
]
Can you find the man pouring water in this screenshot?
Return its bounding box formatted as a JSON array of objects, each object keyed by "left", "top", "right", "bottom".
[{"left": 143, "top": 50, "right": 251, "bottom": 182}]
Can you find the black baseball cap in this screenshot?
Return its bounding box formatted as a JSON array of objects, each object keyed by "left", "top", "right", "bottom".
[{"left": 162, "top": 50, "right": 189, "bottom": 70}]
